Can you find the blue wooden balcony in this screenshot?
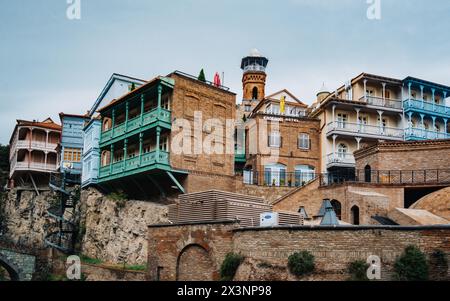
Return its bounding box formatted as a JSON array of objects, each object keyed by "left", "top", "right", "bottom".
[
  {"left": 403, "top": 99, "right": 450, "bottom": 118},
  {"left": 405, "top": 127, "right": 450, "bottom": 141}
]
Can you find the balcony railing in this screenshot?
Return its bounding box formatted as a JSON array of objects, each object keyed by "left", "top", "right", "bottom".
[
  {"left": 327, "top": 121, "right": 404, "bottom": 140},
  {"left": 359, "top": 96, "right": 403, "bottom": 110},
  {"left": 326, "top": 153, "right": 355, "bottom": 167},
  {"left": 405, "top": 128, "right": 450, "bottom": 140},
  {"left": 320, "top": 169, "right": 450, "bottom": 187},
  {"left": 12, "top": 161, "right": 57, "bottom": 172},
  {"left": 403, "top": 99, "right": 450, "bottom": 115},
  {"left": 99, "top": 150, "right": 170, "bottom": 179},
  {"left": 13, "top": 140, "right": 58, "bottom": 151},
  {"left": 242, "top": 170, "right": 316, "bottom": 187},
  {"left": 100, "top": 108, "right": 171, "bottom": 144}
]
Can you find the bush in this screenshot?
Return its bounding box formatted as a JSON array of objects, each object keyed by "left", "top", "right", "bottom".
[
  {"left": 394, "top": 245, "right": 429, "bottom": 281},
  {"left": 431, "top": 249, "right": 448, "bottom": 267},
  {"left": 288, "top": 251, "right": 315, "bottom": 277},
  {"left": 220, "top": 253, "right": 244, "bottom": 281},
  {"left": 347, "top": 260, "right": 370, "bottom": 281}
]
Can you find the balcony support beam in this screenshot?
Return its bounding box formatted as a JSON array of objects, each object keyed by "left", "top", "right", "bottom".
[
  {"left": 157, "top": 84, "right": 163, "bottom": 109},
  {"left": 166, "top": 171, "right": 185, "bottom": 194},
  {"left": 377, "top": 110, "right": 384, "bottom": 133},
  {"left": 355, "top": 137, "right": 362, "bottom": 150},
  {"left": 156, "top": 126, "right": 161, "bottom": 163},
  {"left": 140, "top": 94, "right": 145, "bottom": 125},
  {"left": 332, "top": 135, "right": 337, "bottom": 159},
  {"left": 332, "top": 105, "right": 336, "bottom": 126},
  {"left": 125, "top": 101, "right": 129, "bottom": 131},
  {"left": 408, "top": 82, "right": 412, "bottom": 107},
  {"left": 109, "top": 144, "right": 114, "bottom": 175},
  {"left": 363, "top": 79, "right": 367, "bottom": 101},
  {"left": 432, "top": 88, "right": 436, "bottom": 111},
  {"left": 111, "top": 109, "right": 116, "bottom": 138},
  {"left": 420, "top": 114, "right": 425, "bottom": 129},
  {"left": 382, "top": 82, "right": 386, "bottom": 103},
  {"left": 444, "top": 118, "right": 448, "bottom": 134},
  {"left": 139, "top": 132, "right": 143, "bottom": 166},
  {"left": 123, "top": 139, "right": 128, "bottom": 169}
]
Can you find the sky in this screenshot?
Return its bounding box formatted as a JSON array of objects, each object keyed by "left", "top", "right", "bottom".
[{"left": 1, "top": 0, "right": 450, "bottom": 144}]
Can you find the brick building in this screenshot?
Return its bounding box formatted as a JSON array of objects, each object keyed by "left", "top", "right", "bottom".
[{"left": 97, "top": 71, "right": 236, "bottom": 198}]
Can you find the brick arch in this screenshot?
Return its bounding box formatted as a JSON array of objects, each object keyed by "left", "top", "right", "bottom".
[
  {"left": 0, "top": 254, "right": 20, "bottom": 281},
  {"left": 176, "top": 244, "right": 216, "bottom": 281}
]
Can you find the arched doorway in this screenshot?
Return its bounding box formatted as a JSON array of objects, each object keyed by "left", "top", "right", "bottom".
[
  {"left": 176, "top": 244, "right": 215, "bottom": 281},
  {"left": 364, "top": 165, "right": 372, "bottom": 183},
  {"left": 0, "top": 256, "right": 20, "bottom": 281},
  {"left": 330, "top": 200, "right": 342, "bottom": 220},
  {"left": 351, "top": 205, "right": 360, "bottom": 225}
]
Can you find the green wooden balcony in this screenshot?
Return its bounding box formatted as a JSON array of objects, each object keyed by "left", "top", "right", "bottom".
[
  {"left": 100, "top": 108, "right": 171, "bottom": 145},
  {"left": 98, "top": 150, "right": 170, "bottom": 181}
]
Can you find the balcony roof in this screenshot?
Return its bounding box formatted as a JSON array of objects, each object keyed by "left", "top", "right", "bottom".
[{"left": 403, "top": 76, "right": 450, "bottom": 92}]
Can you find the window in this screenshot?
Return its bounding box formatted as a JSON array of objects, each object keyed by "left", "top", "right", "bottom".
[
  {"left": 252, "top": 87, "right": 258, "bottom": 100},
  {"left": 266, "top": 104, "right": 280, "bottom": 115},
  {"left": 244, "top": 105, "right": 252, "bottom": 112},
  {"left": 162, "top": 94, "right": 171, "bottom": 110},
  {"left": 160, "top": 136, "right": 169, "bottom": 152},
  {"left": 63, "top": 148, "right": 82, "bottom": 163},
  {"left": 337, "top": 113, "right": 348, "bottom": 128},
  {"left": 337, "top": 143, "right": 347, "bottom": 159},
  {"left": 268, "top": 132, "right": 281, "bottom": 148},
  {"left": 298, "top": 133, "right": 310, "bottom": 150}
]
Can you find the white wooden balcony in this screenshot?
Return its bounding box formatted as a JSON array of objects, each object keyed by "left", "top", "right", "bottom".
[{"left": 326, "top": 121, "right": 404, "bottom": 141}]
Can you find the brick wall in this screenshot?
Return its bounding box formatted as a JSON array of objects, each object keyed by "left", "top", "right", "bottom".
[
  {"left": 273, "top": 179, "right": 404, "bottom": 224},
  {"left": 355, "top": 140, "right": 450, "bottom": 171},
  {"left": 147, "top": 222, "right": 450, "bottom": 281},
  {"left": 169, "top": 73, "right": 236, "bottom": 178}
]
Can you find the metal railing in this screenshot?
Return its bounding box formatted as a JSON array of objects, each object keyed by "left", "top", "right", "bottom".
[
  {"left": 320, "top": 169, "right": 450, "bottom": 187},
  {"left": 242, "top": 170, "right": 317, "bottom": 187},
  {"left": 327, "top": 121, "right": 404, "bottom": 139},
  {"left": 359, "top": 95, "right": 403, "bottom": 110},
  {"left": 405, "top": 128, "right": 450, "bottom": 140},
  {"left": 174, "top": 70, "right": 231, "bottom": 91},
  {"left": 404, "top": 98, "right": 450, "bottom": 115}
]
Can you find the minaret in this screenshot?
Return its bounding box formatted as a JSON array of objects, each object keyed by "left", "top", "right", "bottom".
[{"left": 241, "top": 49, "right": 269, "bottom": 101}]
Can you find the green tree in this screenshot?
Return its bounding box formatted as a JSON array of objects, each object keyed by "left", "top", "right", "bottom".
[
  {"left": 394, "top": 245, "right": 429, "bottom": 281},
  {"left": 288, "top": 251, "right": 315, "bottom": 277},
  {"left": 220, "top": 253, "right": 244, "bottom": 281},
  {"left": 198, "top": 69, "right": 206, "bottom": 82}
]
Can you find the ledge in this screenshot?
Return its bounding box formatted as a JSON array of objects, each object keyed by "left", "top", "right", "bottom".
[
  {"left": 148, "top": 220, "right": 239, "bottom": 228},
  {"left": 233, "top": 224, "right": 450, "bottom": 232}
]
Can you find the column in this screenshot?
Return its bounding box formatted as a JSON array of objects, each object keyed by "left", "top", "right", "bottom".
[
  {"left": 420, "top": 114, "right": 425, "bottom": 138},
  {"left": 355, "top": 137, "right": 362, "bottom": 150},
  {"left": 431, "top": 116, "right": 437, "bottom": 138},
  {"left": 382, "top": 82, "right": 386, "bottom": 104},
  {"left": 157, "top": 84, "right": 163, "bottom": 109},
  {"left": 444, "top": 118, "right": 448, "bottom": 135},
  {"left": 140, "top": 94, "right": 145, "bottom": 125},
  {"left": 363, "top": 79, "right": 368, "bottom": 101},
  {"left": 156, "top": 126, "right": 161, "bottom": 163},
  {"left": 29, "top": 128, "right": 33, "bottom": 148},
  {"left": 355, "top": 108, "right": 361, "bottom": 132},
  {"left": 109, "top": 144, "right": 114, "bottom": 174},
  {"left": 377, "top": 110, "right": 384, "bottom": 134},
  {"left": 45, "top": 152, "right": 48, "bottom": 170},
  {"left": 111, "top": 109, "right": 116, "bottom": 138},
  {"left": 332, "top": 105, "right": 336, "bottom": 128},
  {"left": 45, "top": 130, "right": 49, "bottom": 149},
  {"left": 420, "top": 85, "right": 424, "bottom": 109},
  {"left": 125, "top": 101, "right": 129, "bottom": 131},
  {"left": 431, "top": 88, "right": 436, "bottom": 111},
  {"left": 139, "top": 132, "right": 143, "bottom": 165},
  {"left": 408, "top": 82, "right": 412, "bottom": 107},
  {"left": 123, "top": 139, "right": 128, "bottom": 169},
  {"left": 332, "top": 135, "right": 337, "bottom": 159},
  {"left": 444, "top": 91, "right": 448, "bottom": 114}
]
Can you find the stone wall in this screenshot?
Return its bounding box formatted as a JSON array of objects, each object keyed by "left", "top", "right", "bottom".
[
  {"left": 272, "top": 179, "right": 404, "bottom": 224},
  {"left": 0, "top": 189, "right": 54, "bottom": 248},
  {"left": 147, "top": 222, "right": 450, "bottom": 281},
  {"left": 147, "top": 221, "right": 236, "bottom": 281},
  {"left": 79, "top": 188, "right": 169, "bottom": 265},
  {"left": 354, "top": 140, "right": 450, "bottom": 171},
  {"left": 235, "top": 177, "right": 295, "bottom": 204}
]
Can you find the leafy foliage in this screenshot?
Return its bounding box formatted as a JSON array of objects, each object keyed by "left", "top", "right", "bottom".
[
  {"left": 347, "top": 260, "right": 370, "bottom": 281},
  {"left": 288, "top": 251, "right": 315, "bottom": 277},
  {"left": 220, "top": 253, "right": 244, "bottom": 281},
  {"left": 394, "top": 245, "right": 429, "bottom": 281}
]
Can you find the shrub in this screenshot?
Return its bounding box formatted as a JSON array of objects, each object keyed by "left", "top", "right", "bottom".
[
  {"left": 431, "top": 249, "right": 448, "bottom": 267},
  {"left": 220, "top": 253, "right": 244, "bottom": 281},
  {"left": 347, "top": 260, "right": 370, "bottom": 281},
  {"left": 80, "top": 255, "right": 103, "bottom": 265},
  {"left": 288, "top": 251, "right": 315, "bottom": 277},
  {"left": 394, "top": 245, "right": 429, "bottom": 281}
]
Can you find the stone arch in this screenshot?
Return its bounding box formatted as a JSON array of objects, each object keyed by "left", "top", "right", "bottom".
[
  {"left": 0, "top": 254, "right": 20, "bottom": 281},
  {"left": 176, "top": 244, "right": 215, "bottom": 281},
  {"left": 331, "top": 200, "right": 342, "bottom": 220},
  {"left": 351, "top": 205, "right": 360, "bottom": 225}
]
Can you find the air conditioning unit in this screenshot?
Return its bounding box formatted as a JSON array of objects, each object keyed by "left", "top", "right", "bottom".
[{"left": 260, "top": 212, "right": 279, "bottom": 227}]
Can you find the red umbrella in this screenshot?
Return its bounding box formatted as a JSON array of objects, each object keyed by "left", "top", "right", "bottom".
[{"left": 214, "top": 72, "right": 221, "bottom": 87}]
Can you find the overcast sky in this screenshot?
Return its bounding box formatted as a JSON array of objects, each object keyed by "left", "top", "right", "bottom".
[{"left": 1, "top": 0, "right": 449, "bottom": 144}]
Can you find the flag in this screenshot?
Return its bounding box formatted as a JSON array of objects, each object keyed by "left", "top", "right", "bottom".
[
  {"left": 213, "top": 72, "right": 221, "bottom": 87},
  {"left": 280, "top": 96, "right": 286, "bottom": 114}
]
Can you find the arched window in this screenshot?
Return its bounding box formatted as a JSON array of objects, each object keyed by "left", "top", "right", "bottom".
[
  {"left": 365, "top": 165, "right": 372, "bottom": 183},
  {"left": 331, "top": 200, "right": 342, "bottom": 220},
  {"left": 264, "top": 163, "right": 287, "bottom": 186},
  {"left": 252, "top": 87, "right": 258, "bottom": 100},
  {"left": 351, "top": 205, "right": 360, "bottom": 225}
]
